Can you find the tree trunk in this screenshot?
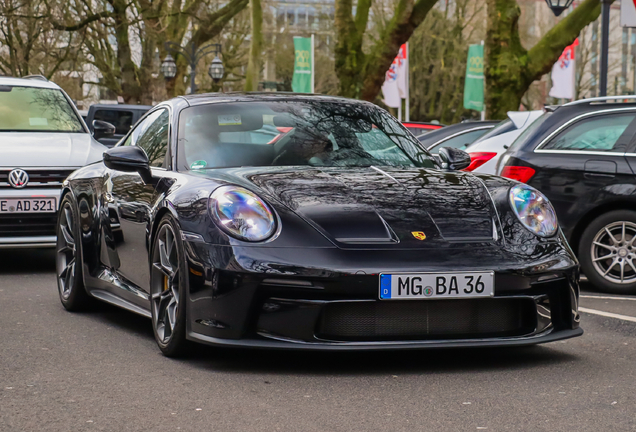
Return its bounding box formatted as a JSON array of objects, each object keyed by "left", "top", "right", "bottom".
[
  {"left": 485, "top": 0, "right": 603, "bottom": 119},
  {"left": 334, "top": 0, "right": 437, "bottom": 100},
  {"left": 244, "top": 0, "right": 262, "bottom": 91}
]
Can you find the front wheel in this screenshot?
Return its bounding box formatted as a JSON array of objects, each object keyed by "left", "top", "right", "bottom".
[
  {"left": 579, "top": 210, "right": 636, "bottom": 294},
  {"left": 56, "top": 194, "right": 92, "bottom": 311},
  {"left": 150, "top": 216, "right": 190, "bottom": 357}
]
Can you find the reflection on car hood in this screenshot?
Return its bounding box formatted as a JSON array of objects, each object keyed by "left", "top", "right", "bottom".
[
  {"left": 0, "top": 132, "right": 106, "bottom": 168},
  {"left": 238, "top": 166, "right": 498, "bottom": 249}
]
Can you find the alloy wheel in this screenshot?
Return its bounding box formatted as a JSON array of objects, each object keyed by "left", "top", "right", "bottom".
[
  {"left": 57, "top": 202, "right": 77, "bottom": 299},
  {"left": 151, "top": 224, "right": 181, "bottom": 344},
  {"left": 591, "top": 221, "right": 636, "bottom": 284}
]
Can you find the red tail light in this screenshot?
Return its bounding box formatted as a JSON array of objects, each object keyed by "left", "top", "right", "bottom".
[
  {"left": 463, "top": 152, "right": 497, "bottom": 172},
  {"left": 501, "top": 166, "right": 536, "bottom": 183}
]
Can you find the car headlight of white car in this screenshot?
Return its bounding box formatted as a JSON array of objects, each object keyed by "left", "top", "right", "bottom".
[
  {"left": 509, "top": 184, "right": 558, "bottom": 237},
  {"left": 210, "top": 186, "right": 277, "bottom": 242}
]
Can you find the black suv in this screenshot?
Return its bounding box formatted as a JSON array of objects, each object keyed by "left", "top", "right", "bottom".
[{"left": 498, "top": 96, "right": 636, "bottom": 294}]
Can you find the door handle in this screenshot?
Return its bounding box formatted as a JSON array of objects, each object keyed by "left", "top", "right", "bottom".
[{"left": 584, "top": 172, "right": 615, "bottom": 179}]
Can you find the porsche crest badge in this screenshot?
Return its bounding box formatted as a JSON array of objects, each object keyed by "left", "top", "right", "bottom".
[{"left": 411, "top": 231, "right": 426, "bottom": 241}]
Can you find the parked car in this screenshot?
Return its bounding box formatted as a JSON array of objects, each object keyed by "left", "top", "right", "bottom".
[
  {"left": 463, "top": 111, "right": 543, "bottom": 174},
  {"left": 418, "top": 120, "right": 499, "bottom": 154},
  {"left": 0, "top": 75, "right": 107, "bottom": 248},
  {"left": 401, "top": 121, "right": 444, "bottom": 137},
  {"left": 498, "top": 96, "right": 636, "bottom": 294},
  {"left": 85, "top": 103, "right": 152, "bottom": 147},
  {"left": 56, "top": 93, "right": 581, "bottom": 357}
]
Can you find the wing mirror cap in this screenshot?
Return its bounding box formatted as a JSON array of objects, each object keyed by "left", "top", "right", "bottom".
[
  {"left": 103, "top": 146, "right": 153, "bottom": 183},
  {"left": 438, "top": 147, "right": 471, "bottom": 171},
  {"left": 92, "top": 119, "right": 116, "bottom": 138}
]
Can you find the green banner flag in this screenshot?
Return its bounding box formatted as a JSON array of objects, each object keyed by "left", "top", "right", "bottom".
[
  {"left": 464, "top": 44, "right": 484, "bottom": 111},
  {"left": 292, "top": 37, "right": 313, "bottom": 93}
]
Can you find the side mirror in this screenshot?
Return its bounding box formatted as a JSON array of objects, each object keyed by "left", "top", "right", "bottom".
[
  {"left": 93, "top": 120, "right": 116, "bottom": 139},
  {"left": 103, "top": 146, "right": 153, "bottom": 183},
  {"left": 438, "top": 147, "right": 471, "bottom": 171}
]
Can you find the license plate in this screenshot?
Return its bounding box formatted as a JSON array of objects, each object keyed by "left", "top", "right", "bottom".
[
  {"left": 379, "top": 271, "right": 494, "bottom": 300},
  {"left": 0, "top": 197, "right": 56, "bottom": 213}
]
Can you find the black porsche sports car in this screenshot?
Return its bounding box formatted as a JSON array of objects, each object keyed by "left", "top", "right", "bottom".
[{"left": 56, "top": 93, "right": 582, "bottom": 356}]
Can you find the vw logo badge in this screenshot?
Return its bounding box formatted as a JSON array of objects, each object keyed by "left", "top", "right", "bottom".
[{"left": 8, "top": 169, "right": 29, "bottom": 189}]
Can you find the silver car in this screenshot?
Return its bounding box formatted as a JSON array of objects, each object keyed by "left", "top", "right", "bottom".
[{"left": 0, "top": 76, "right": 107, "bottom": 248}]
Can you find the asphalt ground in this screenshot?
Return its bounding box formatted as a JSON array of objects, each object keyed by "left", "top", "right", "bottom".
[{"left": 1, "top": 249, "right": 635, "bottom": 432}]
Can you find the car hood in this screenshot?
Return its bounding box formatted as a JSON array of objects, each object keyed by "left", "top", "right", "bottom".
[
  {"left": 215, "top": 166, "right": 500, "bottom": 249},
  {"left": 0, "top": 132, "right": 106, "bottom": 168}
]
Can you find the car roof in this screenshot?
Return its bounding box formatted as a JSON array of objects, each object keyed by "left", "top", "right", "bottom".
[
  {"left": 418, "top": 121, "right": 498, "bottom": 147},
  {"left": 90, "top": 103, "right": 153, "bottom": 110},
  {"left": 0, "top": 76, "right": 61, "bottom": 90},
  {"left": 177, "top": 92, "right": 377, "bottom": 107}
]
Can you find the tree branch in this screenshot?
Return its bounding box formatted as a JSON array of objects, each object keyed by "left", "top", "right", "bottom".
[
  {"left": 526, "top": 0, "right": 604, "bottom": 82},
  {"left": 52, "top": 10, "right": 115, "bottom": 31}
]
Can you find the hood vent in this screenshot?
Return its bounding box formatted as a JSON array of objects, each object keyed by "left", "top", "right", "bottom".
[{"left": 300, "top": 205, "right": 399, "bottom": 244}]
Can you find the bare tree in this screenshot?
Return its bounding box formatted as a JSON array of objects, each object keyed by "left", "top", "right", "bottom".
[{"left": 0, "top": 0, "right": 82, "bottom": 78}]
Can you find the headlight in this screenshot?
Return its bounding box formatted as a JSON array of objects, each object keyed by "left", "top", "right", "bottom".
[
  {"left": 509, "top": 184, "right": 558, "bottom": 237},
  {"left": 209, "top": 186, "right": 276, "bottom": 242}
]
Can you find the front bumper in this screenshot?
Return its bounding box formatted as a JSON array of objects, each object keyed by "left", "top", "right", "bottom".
[
  {"left": 0, "top": 188, "right": 61, "bottom": 248},
  {"left": 183, "top": 242, "right": 582, "bottom": 350}
]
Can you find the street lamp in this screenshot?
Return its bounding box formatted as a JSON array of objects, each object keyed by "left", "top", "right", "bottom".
[
  {"left": 544, "top": 0, "right": 574, "bottom": 17},
  {"left": 161, "top": 41, "right": 223, "bottom": 93},
  {"left": 544, "top": 0, "right": 610, "bottom": 97},
  {"left": 208, "top": 56, "right": 224, "bottom": 83},
  {"left": 160, "top": 54, "right": 177, "bottom": 80}
]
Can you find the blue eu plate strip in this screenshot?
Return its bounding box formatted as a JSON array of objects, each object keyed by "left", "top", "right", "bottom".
[{"left": 380, "top": 274, "right": 392, "bottom": 299}]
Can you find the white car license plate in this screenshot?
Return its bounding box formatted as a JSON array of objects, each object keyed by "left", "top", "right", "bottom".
[
  {"left": 0, "top": 197, "right": 56, "bottom": 213},
  {"left": 379, "top": 271, "right": 494, "bottom": 300}
]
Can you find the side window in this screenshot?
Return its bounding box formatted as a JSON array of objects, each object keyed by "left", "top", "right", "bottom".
[
  {"left": 136, "top": 109, "right": 170, "bottom": 168},
  {"left": 94, "top": 109, "right": 134, "bottom": 135},
  {"left": 544, "top": 114, "right": 636, "bottom": 152}
]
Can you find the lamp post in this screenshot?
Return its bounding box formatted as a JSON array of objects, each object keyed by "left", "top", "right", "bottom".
[
  {"left": 544, "top": 0, "right": 610, "bottom": 97},
  {"left": 598, "top": 0, "right": 611, "bottom": 96},
  {"left": 161, "top": 41, "right": 223, "bottom": 93}
]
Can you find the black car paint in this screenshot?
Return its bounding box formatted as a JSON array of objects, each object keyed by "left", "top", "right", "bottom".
[
  {"left": 61, "top": 94, "right": 582, "bottom": 349},
  {"left": 499, "top": 103, "right": 636, "bottom": 252}
]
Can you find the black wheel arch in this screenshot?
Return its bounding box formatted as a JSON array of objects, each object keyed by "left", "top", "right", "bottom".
[{"left": 569, "top": 200, "right": 636, "bottom": 254}]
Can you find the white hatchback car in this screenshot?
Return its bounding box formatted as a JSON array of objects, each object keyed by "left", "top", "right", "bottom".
[
  {"left": 463, "top": 110, "right": 543, "bottom": 174},
  {"left": 0, "top": 76, "right": 107, "bottom": 248}
]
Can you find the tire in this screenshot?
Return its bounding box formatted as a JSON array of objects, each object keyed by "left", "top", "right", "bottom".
[
  {"left": 56, "top": 194, "right": 92, "bottom": 311},
  {"left": 579, "top": 210, "right": 636, "bottom": 294},
  {"left": 150, "top": 215, "right": 191, "bottom": 357}
]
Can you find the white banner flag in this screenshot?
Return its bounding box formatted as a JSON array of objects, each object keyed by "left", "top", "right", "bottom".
[
  {"left": 382, "top": 44, "right": 408, "bottom": 108},
  {"left": 622, "top": 0, "right": 636, "bottom": 27},
  {"left": 549, "top": 39, "right": 578, "bottom": 100}
]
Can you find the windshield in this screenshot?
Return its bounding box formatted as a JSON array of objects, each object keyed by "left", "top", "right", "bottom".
[
  {"left": 177, "top": 101, "right": 436, "bottom": 170},
  {"left": 0, "top": 86, "right": 84, "bottom": 132}
]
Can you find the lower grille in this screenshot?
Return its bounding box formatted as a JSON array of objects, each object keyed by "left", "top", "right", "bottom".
[
  {"left": 0, "top": 214, "right": 57, "bottom": 237},
  {"left": 317, "top": 299, "right": 537, "bottom": 341}
]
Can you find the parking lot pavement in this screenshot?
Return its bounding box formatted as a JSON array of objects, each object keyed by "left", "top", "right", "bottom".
[
  {"left": 580, "top": 283, "right": 636, "bottom": 323},
  {"left": 2, "top": 249, "right": 636, "bottom": 432}
]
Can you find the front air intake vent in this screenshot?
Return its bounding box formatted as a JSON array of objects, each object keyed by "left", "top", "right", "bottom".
[{"left": 317, "top": 299, "right": 536, "bottom": 341}]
